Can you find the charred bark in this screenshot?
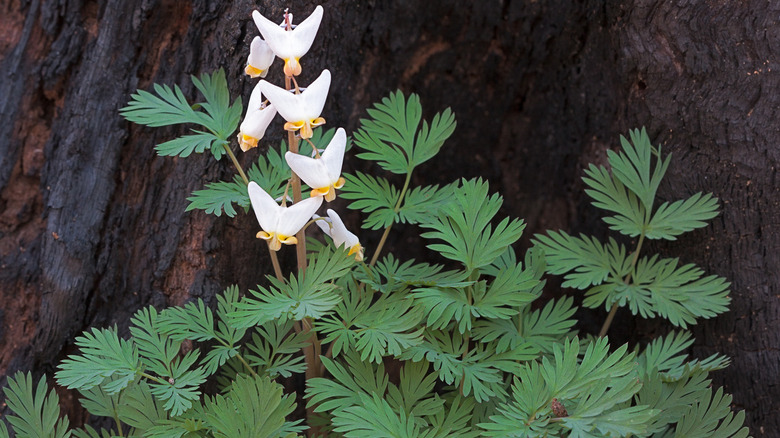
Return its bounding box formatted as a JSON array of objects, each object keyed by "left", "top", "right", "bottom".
[{"left": 0, "top": 0, "right": 776, "bottom": 432}]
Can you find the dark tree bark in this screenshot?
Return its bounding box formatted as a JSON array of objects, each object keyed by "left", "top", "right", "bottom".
[{"left": 0, "top": 0, "right": 776, "bottom": 433}]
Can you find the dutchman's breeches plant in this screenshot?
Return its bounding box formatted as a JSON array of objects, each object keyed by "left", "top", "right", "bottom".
[{"left": 0, "top": 5, "right": 751, "bottom": 438}]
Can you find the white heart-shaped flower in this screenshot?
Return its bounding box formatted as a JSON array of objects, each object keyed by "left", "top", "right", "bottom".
[
  {"left": 314, "top": 208, "right": 363, "bottom": 260},
  {"left": 248, "top": 181, "right": 323, "bottom": 250},
  {"left": 245, "top": 36, "right": 275, "bottom": 78},
  {"left": 252, "top": 5, "right": 323, "bottom": 76},
  {"left": 285, "top": 127, "right": 346, "bottom": 201},
  {"left": 258, "top": 69, "right": 330, "bottom": 139},
  {"left": 237, "top": 83, "right": 278, "bottom": 151}
]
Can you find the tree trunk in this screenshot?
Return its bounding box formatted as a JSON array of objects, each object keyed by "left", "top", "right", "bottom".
[{"left": 0, "top": 0, "right": 776, "bottom": 432}]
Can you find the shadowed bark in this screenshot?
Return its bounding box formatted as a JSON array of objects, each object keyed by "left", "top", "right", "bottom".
[{"left": 0, "top": 0, "right": 776, "bottom": 432}]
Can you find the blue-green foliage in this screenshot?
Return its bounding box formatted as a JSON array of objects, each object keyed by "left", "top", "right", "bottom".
[
  {"left": 534, "top": 128, "right": 730, "bottom": 329},
  {"left": 1, "top": 84, "right": 749, "bottom": 438},
  {"left": 3, "top": 373, "right": 70, "bottom": 438},
  {"left": 120, "top": 69, "right": 242, "bottom": 161}
]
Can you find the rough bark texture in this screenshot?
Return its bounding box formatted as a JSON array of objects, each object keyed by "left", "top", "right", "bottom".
[{"left": 0, "top": 0, "right": 777, "bottom": 433}]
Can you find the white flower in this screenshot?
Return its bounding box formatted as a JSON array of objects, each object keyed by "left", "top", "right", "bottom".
[
  {"left": 245, "top": 36, "right": 275, "bottom": 78},
  {"left": 248, "top": 181, "right": 323, "bottom": 251},
  {"left": 237, "top": 83, "right": 277, "bottom": 151},
  {"left": 285, "top": 127, "right": 346, "bottom": 201},
  {"left": 314, "top": 209, "right": 363, "bottom": 261},
  {"left": 252, "top": 5, "right": 323, "bottom": 77},
  {"left": 258, "top": 69, "right": 330, "bottom": 139}
]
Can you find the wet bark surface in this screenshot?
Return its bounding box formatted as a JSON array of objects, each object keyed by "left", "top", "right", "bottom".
[{"left": 0, "top": 0, "right": 777, "bottom": 432}]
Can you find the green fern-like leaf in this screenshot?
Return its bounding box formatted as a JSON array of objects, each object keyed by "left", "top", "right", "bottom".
[
  {"left": 331, "top": 392, "right": 422, "bottom": 438},
  {"left": 191, "top": 69, "right": 243, "bottom": 143},
  {"left": 56, "top": 327, "right": 140, "bottom": 394},
  {"left": 244, "top": 320, "right": 309, "bottom": 378},
  {"left": 340, "top": 171, "right": 399, "bottom": 230},
  {"left": 472, "top": 296, "right": 577, "bottom": 355},
  {"left": 157, "top": 286, "right": 247, "bottom": 375},
  {"left": 148, "top": 361, "right": 208, "bottom": 417},
  {"left": 3, "top": 372, "right": 70, "bottom": 438},
  {"left": 130, "top": 307, "right": 207, "bottom": 416},
  {"left": 673, "top": 387, "right": 750, "bottom": 438},
  {"left": 186, "top": 177, "right": 247, "bottom": 218},
  {"left": 247, "top": 149, "right": 292, "bottom": 201},
  {"left": 481, "top": 337, "right": 656, "bottom": 437},
  {"left": 121, "top": 82, "right": 204, "bottom": 127},
  {"left": 635, "top": 370, "right": 711, "bottom": 435},
  {"left": 584, "top": 255, "right": 731, "bottom": 328},
  {"left": 610, "top": 127, "right": 671, "bottom": 211},
  {"left": 399, "top": 183, "right": 457, "bottom": 225},
  {"left": 422, "top": 394, "right": 480, "bottom": 438},
  {"left": 130, "top": 307, "right": 183, "bottom": 378},
  {"left": 115, "top": 381, "right": 170, "bottom": 433},
  {"left": 472, "top": 259, "right": 540, "bottom": 320},
  {"left": 363, "top": 255, "right": 470, "bottom": 294},
  {"left": 583, "top": 160, "right": 648, "bottom": 238},
  {"left": 307, "top": 353, "right": 390, "bottom": 414},
  {"left": 351, "top": 291, "right": 425, "bottom": 363},
  {"left": 318, "top": 282, "right": 369, "bottom": 358},
  {"left": 398, "top": 331, "right": 510, "bottom": 403},
  {"left": 386, "top": 361, "right": 444, "bottom": 420},
  {"left": 353, "top": 91, "right": 455, "bottom": 174},
  {"left": 186, "top": 147, "right": 295, "bottom": 218},
  {"left": 532, "top": 231, "right": 630, "bottom": 289},
  {"left": 120, "top": 69, "right": 242, "bottom": 160},
  {"left": 646, "top": 192, "right": 719, "bottom": 240},
  {"left": 204, "top": 374, "right": 302, "bottom": 438},
  {"left": 230, "top": 247, "right": 355, "bottom": 328},
  {"left": 155, "top": 132, "right": 224, "bottom": 158},
  {"left": 421, "top": 178, "right": 525, "bottom": 272}
]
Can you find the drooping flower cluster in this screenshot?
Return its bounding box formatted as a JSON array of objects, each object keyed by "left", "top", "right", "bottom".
[{"left": 238, "top": 6, "right": 362, "bottom": 260}]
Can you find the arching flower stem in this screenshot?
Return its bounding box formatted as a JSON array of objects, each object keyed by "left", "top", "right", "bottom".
[
  {"left": 304, "top": 137, "right": 322, "bottom": 158},
  {"left": 221, "top": 144, "right": 285, "bottom": 283}
]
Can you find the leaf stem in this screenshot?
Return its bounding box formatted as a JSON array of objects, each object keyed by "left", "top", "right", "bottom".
[
  {"left": 223, "top": 143, "right": 249, "bottom": 185},
  {"left": 598, "top": 303, "right": 619, "bottom": 338},
  {"left": 140, "top": 372, "right": 165, "bottom": 384},
  {"left": 234, "top": 351, "right": 259, "bottom": 377},
  {"left": 113, "top": 412, "right": 124, "bottom": 437},
  {"left": 369, "top": 171, "right": 413, "bottom": 266},
  {"left": 598, "top": 232, "right": 646, "bottom": 337}
]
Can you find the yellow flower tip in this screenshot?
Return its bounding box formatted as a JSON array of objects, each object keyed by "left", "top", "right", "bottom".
[
  {"left": 310, "top": 187, "right": 329, "bottom": 199},
  {"left": 311, "top": 117, "right": 326, "bottom": 128},
  {"left": 300, "top": 121, "right": 314, "bottom": 139},
  {"left": 284, "top": 120, "right": 305, "bottom": 133},
  {"left": 278, "top": 235, "right": 298, "bottom": 245},
  {"left": 283, "top": 58, "right": 302, "bottom": 77},
  {"left": 348, "top": 244, "right": 364, "bottom": 261},
  {"left": 238, "top": 133, "right": 259, "bottom": 151},
  {"left": 324, "top": 188, "right": 337, "bottom": 202},
  {"left": 244, "top": 64, "right": 265, "bottom": 78},
  {"left": 258, "top": 231, "right": 282, "bottom": 251},
  {"left": 334, "top": 177, "right": 346, "bottom": 189},
  {"left": 267, "top": 238, "right": 282, "bottom": 251}
]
